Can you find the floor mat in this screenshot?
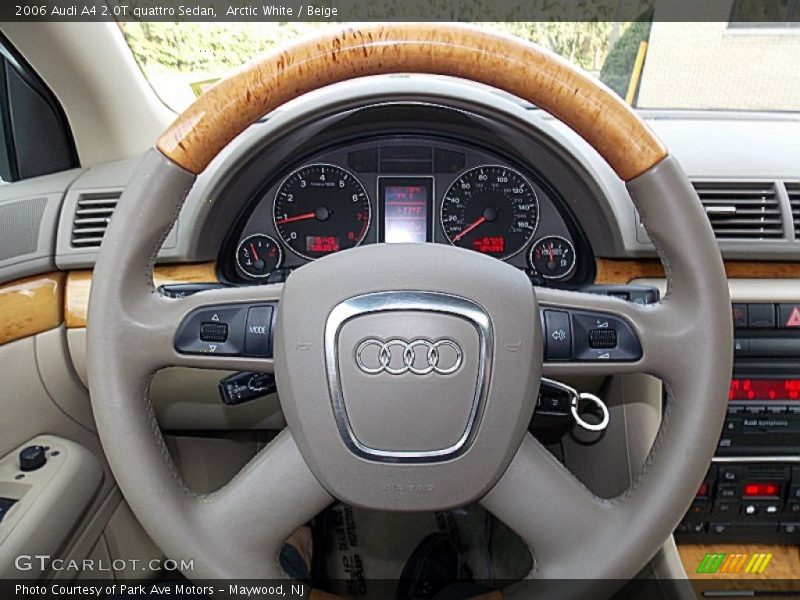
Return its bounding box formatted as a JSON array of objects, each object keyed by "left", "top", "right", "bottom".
[{"left": 318, "top": 503, "right": 532, "bottom": 599}]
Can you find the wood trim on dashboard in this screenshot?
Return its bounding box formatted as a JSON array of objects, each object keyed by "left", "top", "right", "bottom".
[
  {"left": 58, "top": 258, "right": 800, "bottom": 329},
  {"left": 157, "top": 23, "right": 666, "bottom": 181},
  {"left": 679, "top": 543, "right": 800, "bottom": 582},
  {"left": 0, "top": 272, "right": 65, "bottom": 345},
  {"left": 596, "top": 259, "right": 800, "bottom": 285},
  {"left": 65, "top": 262, "right": 218, "bottom": 329}
]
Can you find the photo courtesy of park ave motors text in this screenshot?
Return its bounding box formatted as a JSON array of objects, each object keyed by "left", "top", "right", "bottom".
[{"left": 0, "top": 0, "right": 799, "bottom": 598}]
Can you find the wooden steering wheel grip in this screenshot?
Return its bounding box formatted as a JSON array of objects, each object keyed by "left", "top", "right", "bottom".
[{"left": 156, "top": 23, "right": 666, "bottom": 181}]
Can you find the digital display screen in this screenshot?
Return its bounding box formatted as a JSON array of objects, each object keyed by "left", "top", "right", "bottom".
[
  {"left": 472, "top": 236, "right": 505, "bottom": 255},
  {"left": 306, "top": 235, "right": 340, "bottom": 253},
  {"left": 729, "top": 378, "right": 800, "bottom": 401},
  {"left": 380, "top": 178, "right": 432, "bottom": 244}
]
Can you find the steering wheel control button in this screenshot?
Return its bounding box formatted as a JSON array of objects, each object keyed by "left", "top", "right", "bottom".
[
  {"left": 244, "top": 305, "right": 274, "bottom": 357},
  {"left": 588, "top": 328, "right": 617, "bottom": 349},
  {"left": 570, "top": 311, "right": 642, "bottom": 362},
  {"left": 19, "top": 445, "right": 47, "bottom": 472},
  {"left": 175, "top": 305, "right": 250, "bottom": 355},
  {"left": 199, "top": 321, "right": 228, "bottom": 343},
  {"left": 540, "top": 308, "right": 641, "bottom": 362},
  {"left": 543, "top": 310, "right": 571, "bottom": 360}
]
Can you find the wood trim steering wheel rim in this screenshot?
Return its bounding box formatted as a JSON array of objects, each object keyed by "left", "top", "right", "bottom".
[{"left": 157, "top": 23, "right": 666, "bottom": 181}]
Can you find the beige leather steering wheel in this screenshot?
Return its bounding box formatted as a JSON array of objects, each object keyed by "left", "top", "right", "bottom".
[{"left": 87, "top": 24, "right": 732, "bottom": 599}]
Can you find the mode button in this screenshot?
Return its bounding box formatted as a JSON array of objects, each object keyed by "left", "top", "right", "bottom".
[{"left": 244, "top": 305, "right": 274, "bottom": 357}]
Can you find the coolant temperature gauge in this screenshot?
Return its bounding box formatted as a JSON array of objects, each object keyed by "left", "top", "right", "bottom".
[
  {"left": 529, "top": 236, "right": 576, "bottom": 280},
  {"left": 236, "top": 234, "right": 282, "bottom": 279}
]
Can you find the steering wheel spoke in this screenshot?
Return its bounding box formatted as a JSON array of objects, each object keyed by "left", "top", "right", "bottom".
[
  {"left": 122, "top": 283, "right": 283, "bottom": 373},
  {"left": 536, "top": 287, "right": 686, "bottom": 382},
  {"left": 481, "top": 434, "right": 608, "bottom": 578},
  {"left": 197, "top": 430, "right": 333, "bottom": 578}
]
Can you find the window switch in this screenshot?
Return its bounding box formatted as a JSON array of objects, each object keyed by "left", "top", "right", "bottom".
[{"left": 199, "top": 322, "right": 228, "bottom": 343}]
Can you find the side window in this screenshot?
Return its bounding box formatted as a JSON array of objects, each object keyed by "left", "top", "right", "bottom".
[
  {"left": 0, "top": 32, "right": 78, "bottom": 182},
  {"left": 729, "top": 0, "right": 800, "bottom": 27}
]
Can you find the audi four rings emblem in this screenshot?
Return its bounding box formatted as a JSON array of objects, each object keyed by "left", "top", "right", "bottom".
[{"left": 356, "top": 338, "right": 463, "bottom": 375}]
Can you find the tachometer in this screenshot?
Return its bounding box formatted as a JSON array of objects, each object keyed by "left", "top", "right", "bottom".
[
  {"left": 441, "top": 165, "right": 538, "bottom": 259},
  {"left": 273, "top": 164, "right": 371, "bottom": 260}
]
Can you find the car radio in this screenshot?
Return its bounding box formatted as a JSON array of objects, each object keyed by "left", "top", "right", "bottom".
[{"left": 676, "top": 303, "right": 800, "bottom": 543}]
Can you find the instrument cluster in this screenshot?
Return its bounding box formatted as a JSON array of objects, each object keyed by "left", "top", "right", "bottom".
[{"left": 225, "top": 136, "right": 591, "bottom": 286}]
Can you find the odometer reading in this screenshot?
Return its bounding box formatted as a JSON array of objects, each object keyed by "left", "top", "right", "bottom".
[
  {"left": 441, "top": 165, "right": 539, "bottom": 259},
  {"left": 273, "top": 164, "right": 370, "bottom": 260}
]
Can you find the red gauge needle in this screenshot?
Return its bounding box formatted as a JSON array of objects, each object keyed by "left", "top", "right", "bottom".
[
  {"left": 547, "top": 246, "right": 555, "bottom": 263},
  {"left": 276, "top": 211, "right": 316, "bottom": 225},
  {"left": 250, "top": 242, "right": 260, "bottom": 261},
  {"left": 453, "top": 216, "right": 486, "bottom": 242}
]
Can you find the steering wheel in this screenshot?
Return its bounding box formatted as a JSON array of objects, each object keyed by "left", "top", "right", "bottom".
[{"left": 87, "top": 24, "right": 732, "bottom": 598}]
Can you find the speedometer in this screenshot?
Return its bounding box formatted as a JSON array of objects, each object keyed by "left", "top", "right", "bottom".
[
  {"left": 273, "top": 164, "right": 371, "bottom": 260},
  {"left": 441, "top": 165, "right": 539, "bottom": 259}
]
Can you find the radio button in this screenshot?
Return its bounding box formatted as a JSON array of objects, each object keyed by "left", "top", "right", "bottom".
[
  {"left": 743, "top": 504, "right": 759, "bottom": 516},
  {"left": 781, "top": 522, "right": 800, "bottom": 534},
  {"left": 713, "top": 501, "right": 738, "bottom": 515},
  {"left": 719, "top": 466, "right": 742, "bottom": 482},
  {"left": 732, "top": 304, "right": 748, "bottom": 328},
  {"left": 710, "top": 522, "right": 731, "bottom": 535},
  {"left": 723, "top": 419, "right": 741, "bottom": 434},
  {"left": 734, "top": 338, "right": 750, "bottom": 356},
  {"left": 717, "top": 484, "right": 741, "bottom": 500},
  {"left": 748, "top": 303, "right": 776, "bottom": 329}
]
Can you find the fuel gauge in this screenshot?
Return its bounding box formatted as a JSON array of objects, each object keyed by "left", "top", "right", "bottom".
[
  {"left": 236, "top": 234, "right": 282, "bottom": 280},
  {"left": 529, "top": 236, "right": 576, "bottom": 280}
]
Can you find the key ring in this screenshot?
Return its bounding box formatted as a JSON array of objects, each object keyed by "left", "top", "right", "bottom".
[
  {"left": 570, "top": 392, "right": 610, "bottom": 432},
  {"left": 539, "top": 378, "right": 610, "bottom": 432}
]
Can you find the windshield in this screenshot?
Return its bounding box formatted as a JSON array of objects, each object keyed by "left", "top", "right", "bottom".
[{"left": 120, "top": 21, "right": 800, "bottom": 113}]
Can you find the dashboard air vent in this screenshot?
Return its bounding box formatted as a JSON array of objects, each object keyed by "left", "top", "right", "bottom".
[
  {"left": 693, "top": 181, "right": 783, "bottom": 241},
  {"left": 70, "top": 191, "right": 121, "bottom": 248},
  {"left": 787, "top": 182, "right": 800, "bottom": 240}
]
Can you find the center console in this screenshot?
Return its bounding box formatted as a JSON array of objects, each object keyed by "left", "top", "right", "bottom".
[{"left": 675, "top": 303, "right": 800, "bottom": 543}]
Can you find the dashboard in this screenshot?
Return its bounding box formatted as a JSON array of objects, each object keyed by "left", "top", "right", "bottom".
[{"left": 220, "top": 135, "right": 594, "bottom": 287}]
